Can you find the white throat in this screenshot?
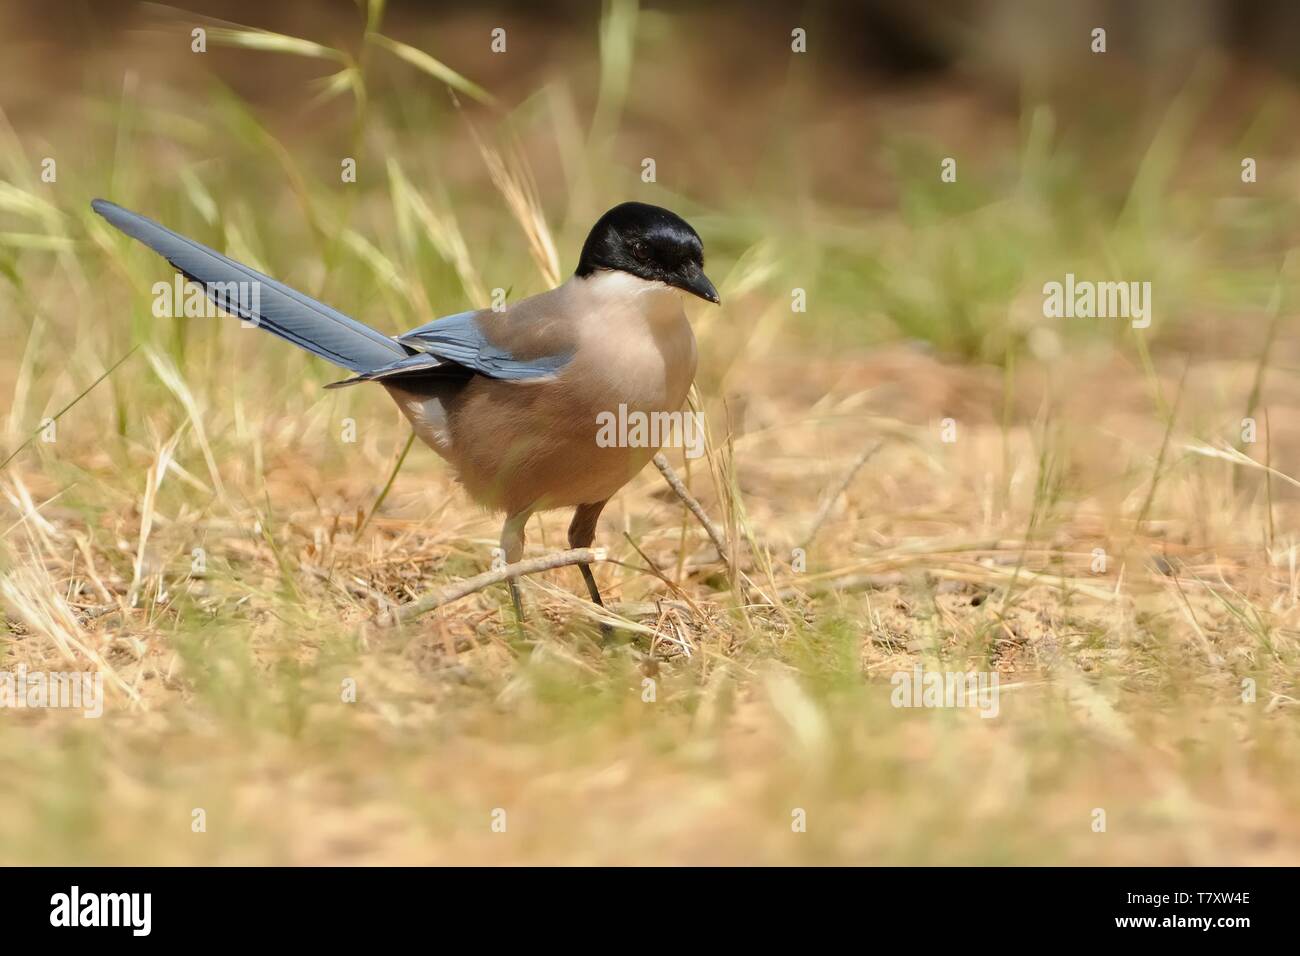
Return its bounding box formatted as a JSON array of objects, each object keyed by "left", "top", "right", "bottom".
[
  {"left": 569, "top": 268, "right": 697, "bottom": 406},
  {"left": 578, "top": 269, "right": 683, "bottom": 322}
]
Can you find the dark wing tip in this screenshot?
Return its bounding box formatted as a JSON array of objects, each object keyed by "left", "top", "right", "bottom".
[{"left": 323, "top": 376, "right": 365, "bottom": 389}]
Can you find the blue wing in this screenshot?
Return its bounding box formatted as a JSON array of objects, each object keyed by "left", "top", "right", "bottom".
[
  {"left": 325, "top": 310, "right": 573, "bottom": 388},
  {"left": 397, "top": 311, "right": 573, "bottom": 380}
]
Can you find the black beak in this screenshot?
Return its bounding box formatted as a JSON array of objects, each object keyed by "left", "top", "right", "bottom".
[{"left": 677, "top": 263, "right": 721, "bottom": 304}]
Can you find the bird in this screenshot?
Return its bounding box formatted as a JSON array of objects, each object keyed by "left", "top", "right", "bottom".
[{"left": 91, "top": 198, "right": 720, "bottom": 628}]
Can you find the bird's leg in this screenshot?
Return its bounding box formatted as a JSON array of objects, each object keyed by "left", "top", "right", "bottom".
[
  {"left": 500, "top": 509, "right": 532, "bottom": 629},
  {"left": 579, "top": 564, "right": 603, "bottom": 608},
  {"left": 568, "top": 500, "right": 611, "bottom": 635}
]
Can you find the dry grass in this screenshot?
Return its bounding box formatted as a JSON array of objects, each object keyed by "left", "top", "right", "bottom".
[
  {"left": 1, "top": 1, "right": 1298, "bottom": 865},
  {"left": 2, "top": 339, "right": 1297, "bottom": 865}
]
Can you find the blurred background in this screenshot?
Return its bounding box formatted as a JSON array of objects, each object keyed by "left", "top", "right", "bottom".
[{"left": 0, "top": 0, "right": 1298, "bottom": 865}]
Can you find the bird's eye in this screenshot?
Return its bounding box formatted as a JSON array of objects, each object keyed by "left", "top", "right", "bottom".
[{"left": 630, "top": 239, "right": 650, "bottom": 261}]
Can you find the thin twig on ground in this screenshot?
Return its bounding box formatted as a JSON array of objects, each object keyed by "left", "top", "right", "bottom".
[
  {"left": 653, "top": 452, "right": 730, "bottom": 568},
  {"left": 378, "top": 546, "right": 606, "bottom": 625},
  {"left": 775, "top": 571, "right": 904, "bottom": 602}
]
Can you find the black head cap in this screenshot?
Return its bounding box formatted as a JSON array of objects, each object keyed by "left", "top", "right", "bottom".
[{"left": 575, "top": 201, "right": 719, "bottom": 304}]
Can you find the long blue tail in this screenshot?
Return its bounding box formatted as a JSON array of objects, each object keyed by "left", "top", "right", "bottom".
[{"left": 91, "top": 199, "right": 411, "bottom": 373}]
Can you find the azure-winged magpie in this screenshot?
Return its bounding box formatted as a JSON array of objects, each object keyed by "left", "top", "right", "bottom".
[{"left": 91, "top": 198, "right": 719, "bottom": 626}]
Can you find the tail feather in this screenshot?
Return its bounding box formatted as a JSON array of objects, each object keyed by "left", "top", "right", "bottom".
[{"left": 91, "top": 199, "right": 410, "bottom": 373}]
